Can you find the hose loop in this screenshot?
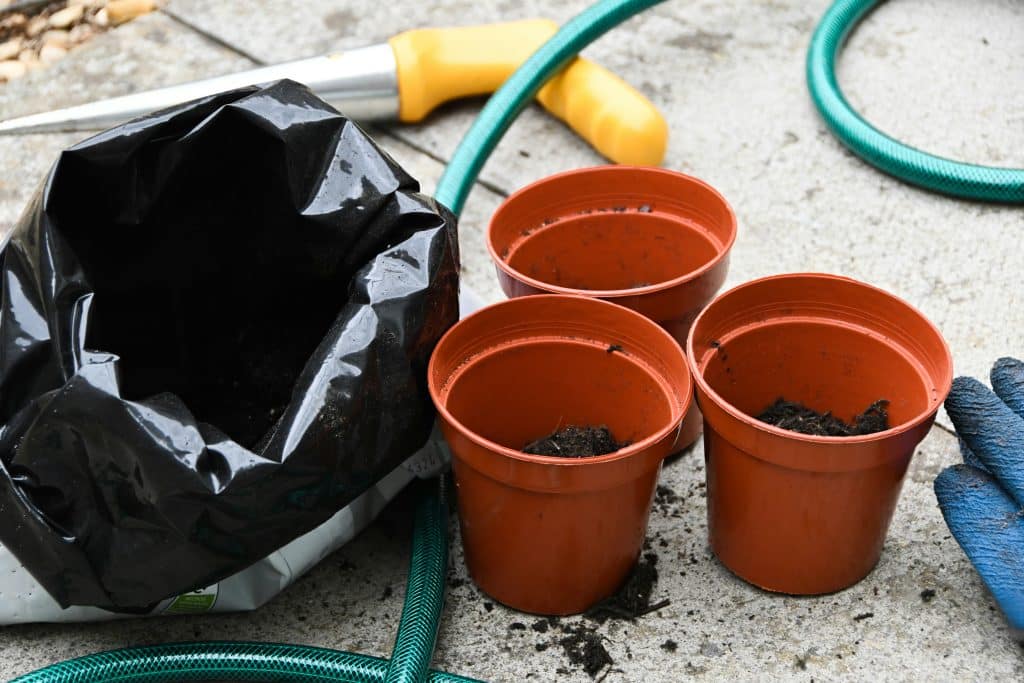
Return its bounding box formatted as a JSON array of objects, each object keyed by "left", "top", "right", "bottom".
[{"left": 807, "top": 0, "right": 1024, "bottom": 203}]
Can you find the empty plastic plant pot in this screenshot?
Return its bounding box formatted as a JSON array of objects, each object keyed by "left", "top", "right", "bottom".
[
  {"left": 486, "top": 165, "right": 736, "bottom": 450},
  {"left": 429, "top": 295, "right": 691, "bottom": 614},
  {"left": 686, "top": 274, "right": 953, "bottom": 594}
]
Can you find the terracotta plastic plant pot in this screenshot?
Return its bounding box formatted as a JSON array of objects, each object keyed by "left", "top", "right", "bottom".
[
  {"left": 686, "top": 274, "right": 953, "bottom": 595},
  {"left": 429, "top": 295, "right": 691, "bottom": 614},
  {"left": 486, "top": 165, "right": 736, "bottom": 450}
]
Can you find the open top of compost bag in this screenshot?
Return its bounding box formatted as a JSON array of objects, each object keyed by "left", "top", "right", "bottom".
[{"left": 0, "top": 80, "right": 458, "bottom": 611}]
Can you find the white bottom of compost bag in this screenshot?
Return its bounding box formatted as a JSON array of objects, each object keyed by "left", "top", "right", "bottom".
[
  {"left": 0, "top": 438, "right": 450, "bottom": 625},
  {"left": 0, "top": 286, "right": 483, "bottom": 625}
]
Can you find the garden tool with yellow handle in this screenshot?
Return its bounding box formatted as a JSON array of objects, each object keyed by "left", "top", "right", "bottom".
[{"left": 0, "top": 19, "right": 667, "bottom": 165}]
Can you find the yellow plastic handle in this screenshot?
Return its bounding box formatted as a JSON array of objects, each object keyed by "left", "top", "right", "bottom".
[
  {"left": 389, "top": 19, "right": 667, "bottom": 166},
  {"left": 535, "top": 58, "right": 668, "bottom": 167}
]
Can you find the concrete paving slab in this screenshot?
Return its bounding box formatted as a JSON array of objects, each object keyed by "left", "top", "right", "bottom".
[
  {"left": 0, "top": 11, "right": 254, "bottom": 236},
  {"left": 432, "top": 428, "right": 1024, "bottom": 682},
  {"left": 0, "top": 12, "right": 253, "bottom": 120},
  {"left": 0, "top": 1, "right": 1022, "bottom": 681},
  {"left": 0, "top": 132, "right": 75, "bottom": 234},
  {"left": 2, "top": 429, "right": 1019, "bottom": 681},
  {"left": 167, "top": 0, "right": 1024, "bottom": 429}
]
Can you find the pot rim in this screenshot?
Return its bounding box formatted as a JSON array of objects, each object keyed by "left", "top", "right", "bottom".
[
  {"left": 429, "top": 294, "right": 691, "bottom": 468},
  {"left": 486, "top": 166, "right": 738, "bottom": 299},
  {"left": 685, "top": 272, "right": 953, "bottom": 446}
]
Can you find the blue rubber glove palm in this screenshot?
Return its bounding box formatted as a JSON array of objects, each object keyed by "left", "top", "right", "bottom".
[{"left": 935, "top": 357, "right": 1024, "bottom": 637}]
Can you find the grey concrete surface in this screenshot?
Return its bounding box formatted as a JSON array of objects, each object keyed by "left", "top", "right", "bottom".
[
  {"left": 0, "top": 0, "right": 1022, "bottom": 681},
  {"left": 165, "top": 0, "right": 1024, "bottom": 431}
]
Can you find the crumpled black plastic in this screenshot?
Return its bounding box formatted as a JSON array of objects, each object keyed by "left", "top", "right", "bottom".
[{"left": 0, "top": 80, "right": 458, "bottom": 611}]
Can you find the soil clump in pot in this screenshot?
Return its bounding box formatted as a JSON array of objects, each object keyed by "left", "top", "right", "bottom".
[
  {"left": 523, "top": 425, "right": 629, "bottom": 457},
  {"left": 757, "top": 398, "right": 890, "bottom": 436}
]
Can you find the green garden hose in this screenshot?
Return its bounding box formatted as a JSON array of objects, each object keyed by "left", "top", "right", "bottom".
[
  {"left": 9, "top": 643, "right": 477, "bottom": 683},
  {"left": 807, "top": 0, "right": 1024, "bottom": 203},
  {"left": 12, "top": 0, "right": 664, "bottom": 681},
  {"left": 382, "top": 485, "right": 449, "bottom": 683},
  {"left": 13, "top": 487, "right": 472, "bottom": 683}
]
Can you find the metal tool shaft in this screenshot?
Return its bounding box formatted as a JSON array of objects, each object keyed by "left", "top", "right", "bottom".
[{"left": 0, "top": 44, "right": 399, "bottom": 134}]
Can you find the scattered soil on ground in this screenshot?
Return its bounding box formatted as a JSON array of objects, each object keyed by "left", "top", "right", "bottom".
[
  {"left": 559, "top": 623, "right": 614, "bottom": 678},
  {"left": 585, "top": 552, "right": 669, "bottom": 623},
  {"left": 501, "top": 548, "right": 669, "bottom": 678},
  {"left": 523, "top": 425, "right": 628, "bottom": 458},
  {"left": 654, "top": 484, "right": 688, "bottom": 518},
  {"left": 756, "top": 398, "right": 890, "bottom": 436}
]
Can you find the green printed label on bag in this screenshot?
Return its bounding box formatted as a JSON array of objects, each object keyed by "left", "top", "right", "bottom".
[{"left": 165, "top": 584, "right": 218, "bottom": 614}]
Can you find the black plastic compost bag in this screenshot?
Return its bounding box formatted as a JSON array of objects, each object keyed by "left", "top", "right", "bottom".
[{"left": 0, "top": 80, "right": 458, "bottom": 611}]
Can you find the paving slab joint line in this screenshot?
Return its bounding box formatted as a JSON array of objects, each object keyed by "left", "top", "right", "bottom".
[{"left": 159, "top": 6, "right": 266, "bottom": 67}]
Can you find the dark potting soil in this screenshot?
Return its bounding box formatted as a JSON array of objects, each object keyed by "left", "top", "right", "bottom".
[
  {"left": 522, "top": 425, "right": 628, "bottom": 458},
  {"left": 559, "top": 624, "right": 614, "bottom": 678},
  {"left": 552, "top": 551, "right": 668, "bottom": 678},
  {"left": 756, "top": 398, "right": 890, "bottom": 437},
  {"left": 491, "top": 548, "right": 669, "bottom": 679},
  {"left": 585, "top": 551, "right": 668, "bottom": 623}
]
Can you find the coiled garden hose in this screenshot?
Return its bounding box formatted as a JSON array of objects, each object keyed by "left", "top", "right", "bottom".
[
  {"left": 13, "top": 0, "right": 665, "bottom": 681},
  {"left": 10, "top": 643, "right": 477, "bottom": 683},
  {"left": 807, "top": 0, "right": 1024, "bottom": 203}
]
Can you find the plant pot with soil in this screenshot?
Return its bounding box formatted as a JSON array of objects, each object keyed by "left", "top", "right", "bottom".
[
  {"left": 686, "top": 273, "right": 953, "bottom": 594},
  {"left": 486, "top": 165, "right": 736, "bottom": 450},
  {"left": 429, "top": 295, "right": 691, "bottom": 614}
]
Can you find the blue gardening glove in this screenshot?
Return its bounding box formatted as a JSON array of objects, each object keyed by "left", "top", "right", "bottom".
[{"left": 935, "top": 357, "right": 1024, "bottom": 637}]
